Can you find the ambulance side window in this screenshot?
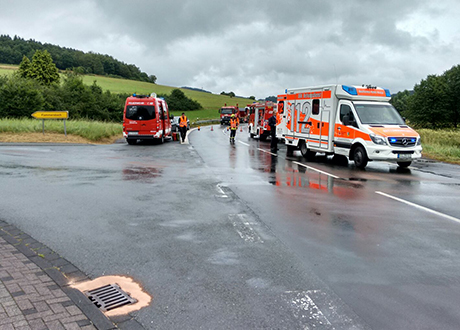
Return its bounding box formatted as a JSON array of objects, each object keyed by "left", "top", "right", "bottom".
[
  {"left": 312, "top": 99, "right": 320, "bottom": 115},
  {"left": 340, "top": 104, "right": 354, "bottom": 123}
]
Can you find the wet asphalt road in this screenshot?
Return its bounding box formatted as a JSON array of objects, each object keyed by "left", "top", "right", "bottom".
[{"left": 1, "top": 126, "right": 460, "bottom": 329}]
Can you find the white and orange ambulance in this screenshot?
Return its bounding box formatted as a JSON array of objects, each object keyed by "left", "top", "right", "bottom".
[{"left": 277, "top": 84, "right": 422, "bottom": 168}]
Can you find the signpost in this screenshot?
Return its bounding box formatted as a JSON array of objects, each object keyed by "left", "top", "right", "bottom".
[{"left": 31, "top": 111, "right": 69, "bottom": 136}]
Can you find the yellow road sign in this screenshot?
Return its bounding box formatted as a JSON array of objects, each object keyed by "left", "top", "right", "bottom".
[{"left": 32, "top": 111, "right": 69, "bottom": 119}]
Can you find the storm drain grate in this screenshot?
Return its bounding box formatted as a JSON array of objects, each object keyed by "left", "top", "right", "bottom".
[{"left": 84, "top": 284, "right": 137, "bottom": 312}]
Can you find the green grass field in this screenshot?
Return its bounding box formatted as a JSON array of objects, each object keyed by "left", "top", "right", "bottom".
[{"left": 0, "top": 65, "right": 253, "bottom": 119}]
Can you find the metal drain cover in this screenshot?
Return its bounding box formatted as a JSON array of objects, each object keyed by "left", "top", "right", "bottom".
[{"left": 84, "top": 283, "right": 137, "bottom": 312}]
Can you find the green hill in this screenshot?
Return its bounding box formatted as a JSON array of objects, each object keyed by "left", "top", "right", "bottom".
[{"left": 0, "top": 64, "right": 252, "bottom": 120}]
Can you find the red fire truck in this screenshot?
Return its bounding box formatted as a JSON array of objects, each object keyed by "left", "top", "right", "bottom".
[
  {"left": 123, "top": 93, "right": 172, "bottom": 145},
  {"left": 219, "top": 104, "right": 239, "bottom": 125},
  {"left": 247, "top": 101, "right": 275, "bottom": 141}
]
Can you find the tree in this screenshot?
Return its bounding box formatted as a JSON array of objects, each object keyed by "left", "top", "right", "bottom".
[
  {"left": 164, "top": 89, "right": 202, "bottom": 111},
  {"left": 28, "top": 50, "right": 60, "bottom": 85},
  {"left": 17, "top": 55, "right": 31, "bottom": 78},
  {"left": 390, "top": 90, "right": 412, "bottom": 116},
  {"left": 444, "top": 65, "right": 460, "bottom": 128},
  {"left": 406, "top": 75, "right": 449, "bottom": 128}
]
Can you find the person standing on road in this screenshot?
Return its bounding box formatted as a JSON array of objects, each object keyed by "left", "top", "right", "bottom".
[
  {"left": 268, "top": 111, "right": 278, "bottom": 152},
  {"left": 179, "top": 112, "right": 188, "bottom": 143},
  {"left": 229, "top": 114, "right": 239, "bottom": 144}
]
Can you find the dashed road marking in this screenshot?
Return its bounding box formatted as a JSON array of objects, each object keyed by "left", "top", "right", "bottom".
[
  {"left": 376, "top": 191, "right": 460, "bottom": 224},
  {"left": 293, "top": 161, "right": 340, "bottom": 179},
  {"left": 230, "top": 214, "right": 263, "bottom": 243},
  {"left": 285, "top": 290, "right": 332, "bottom": 329},
  {"left": 216, "top": 184, "right": 228, "bottom": 198},
  {"left": 257, "top": 147, "right": 278, "bottom": 157}
]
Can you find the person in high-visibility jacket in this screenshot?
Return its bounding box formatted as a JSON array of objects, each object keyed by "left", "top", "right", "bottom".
[
  {"left": 229, "top": 114, "right": 239, "bottom": 144},
  {"left": 179, "top": 113, "right": 188, "bottom": 143}
]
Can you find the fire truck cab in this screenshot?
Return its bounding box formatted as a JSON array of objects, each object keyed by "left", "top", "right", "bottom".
[
  {"left": 219, "top": 104, "right": 239, "bottom": 125},
  {"left": 248, "top": 101, "right": 275, "bottom": 141},
  {"left": 123, "top": 93, "right": 172, "bottom": 145},
  {"left": 277, "top": 84, "right": 422, "bottom": 168}
]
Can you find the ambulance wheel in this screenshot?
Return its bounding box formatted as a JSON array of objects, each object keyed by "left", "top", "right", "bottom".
[
  {"left": 126, "top": 139, "right": 137, "bottom": 145},
  {"left": 397, "top": 161, "right": 411, "bottom": 168},
  {"left": 353, "top": 146, "right": 368, "bottom": 169},
  {"left": 300, "top": 141, "right": 316, "bottom": 159}
]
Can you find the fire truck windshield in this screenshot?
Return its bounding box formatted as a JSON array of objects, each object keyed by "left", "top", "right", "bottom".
[
  {"left": 221, "top": 109, "right": 233, "bottom": 114},
  {"left": 126, "top": 105, "right": 156, "bottom": 120},
  {"left": 354, "top": 103, "right": 405, "bottom": 125}
]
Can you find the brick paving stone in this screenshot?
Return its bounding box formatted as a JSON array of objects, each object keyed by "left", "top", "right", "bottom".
[{"left": 0, "top": 236, "right": 111, "bottom": 330}]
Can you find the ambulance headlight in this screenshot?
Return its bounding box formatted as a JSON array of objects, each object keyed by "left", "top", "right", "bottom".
[
  {"left": 370, "top": 134, "right": 387, "bottom": 145},
  {"left": 416, "top": 137, "right": 421, "bottom": 146}
]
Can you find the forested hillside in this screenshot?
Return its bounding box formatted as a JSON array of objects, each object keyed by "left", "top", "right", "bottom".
[{"left": 0, "top": 35, "right": 156, "bottom": 83}]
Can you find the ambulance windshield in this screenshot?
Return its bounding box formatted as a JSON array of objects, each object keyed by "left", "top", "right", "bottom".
[
  {"left": 126, "top": 105, "right": 156, "bottom": 120},
  {"left": 354, "top": 103, "right": 405, "bottom": 125}
]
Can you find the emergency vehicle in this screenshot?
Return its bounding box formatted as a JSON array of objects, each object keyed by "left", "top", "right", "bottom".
[
  {"left": 219, "top": 104, "right": 239, "bottom": 125},
  {"left": 238, "top": 107, "right": 249, "bottom": 123},
  {"left": 247, "top": 101, "right": 275, "bottom": 141},
  {"left": 123, "top": 93, "right": 172, "bottom": 145},
  {"left": 277, "top": 84, "right": 422, "bottom": 168}
]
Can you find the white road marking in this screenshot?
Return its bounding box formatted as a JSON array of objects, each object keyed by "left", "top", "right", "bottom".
[
  {"left": 230, "top": 214, "right": 263, "bottom": 243},
  {"left": 293, "top": 161, "right": 340, "bottom": 179},
  {"left": 216, "top": 184, "right": 228, "bottom": 198},
  {"left": 376, "top": 191, "right": 460, "bottom": 224},
  {"left": 238, "top": 141, "right": 250, "bottom": 146},
  {"left": 285, "top": 290, "right": 332, "bottom": 328},
  {"left": 257, "top": 148, "right": 278, "bottom": 157}
]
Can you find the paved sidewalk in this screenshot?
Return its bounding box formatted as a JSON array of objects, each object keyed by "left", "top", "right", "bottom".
[{"left": 0, "top": 220, "right": 116, "bottom": 330}]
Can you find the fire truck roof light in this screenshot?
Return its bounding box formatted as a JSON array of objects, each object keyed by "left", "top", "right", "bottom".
[{"left": 342, "top": 85, "right": 357, "bottom": 95}]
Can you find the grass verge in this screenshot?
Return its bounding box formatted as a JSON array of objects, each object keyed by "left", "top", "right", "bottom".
[{"left": 0, "top": 118, "right": 122, "bottom": 143}]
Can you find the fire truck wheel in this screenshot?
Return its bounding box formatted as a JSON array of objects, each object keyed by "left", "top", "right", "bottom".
[
  {"left": 127, "top": 139, "right": 137, "bottom": 145},
  {"left": 353, "top": 146, "right": 368, "bottom": 169},
  {"left": 397, "top": 161, "right": 411, "bottom": 168},
  {"left": 159, "top": 135, "right": 165, "bottom": 144}
]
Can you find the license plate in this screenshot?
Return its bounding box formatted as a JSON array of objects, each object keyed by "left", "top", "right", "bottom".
[
  {"left": 128, "top": 131, "right": 138, "bottom": 135},
  {"left": 398, "top": 153, "right": 411, "bottom": 159}
]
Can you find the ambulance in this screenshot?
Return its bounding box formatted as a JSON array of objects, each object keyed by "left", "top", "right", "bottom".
[
  {"left": 123, "top": 93, "right": 172, "bottom": 145},
  {"left": 277, "top": 84, "right": 422, "bottom": 168},
  {"left": 248, "top": 101, "right": 275, "bottom": 141}
]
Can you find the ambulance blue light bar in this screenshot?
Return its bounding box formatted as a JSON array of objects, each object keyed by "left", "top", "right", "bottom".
[
  {"left": 342, "top": 85, "right": 357, "bottom": 95},
  {"left": 384, "top": 89, "right": 391, "bottom": 97}
]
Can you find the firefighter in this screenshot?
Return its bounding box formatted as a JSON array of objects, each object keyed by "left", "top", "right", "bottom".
[
  {"left": 179, "top": 112, "right": 188, "bottom": 143},
  {"left": 268, "top": 110, "right": 278, "bottom": 152},
  {"left": 229, "top": 114, "right": 239, "bottom": 144}
]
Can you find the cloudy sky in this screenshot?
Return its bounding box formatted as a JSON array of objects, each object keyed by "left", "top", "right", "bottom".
[{"left": 1, "top": 0, "right": 459, "bottom": 99}]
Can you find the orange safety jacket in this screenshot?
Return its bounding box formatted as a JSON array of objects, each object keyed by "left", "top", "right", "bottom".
[
  {"left": 230, "top": 118, "right": 239, "bottom": 130},
  {"left": 179, "top": 116, "right": 188, "bottom": 128}
]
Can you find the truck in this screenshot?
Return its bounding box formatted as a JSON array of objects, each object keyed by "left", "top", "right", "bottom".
[
  {"left": 123, "top": 93, "right": 172, "bottom": 145},
  {"left": 277, "top": 84, "right": 422, "bottom": 168},
  {"left": 219, "top": 104, "right": 239, "bottom": 125},
  {"left": 247, "top": 101, "right": 275, "bottom": 141}
]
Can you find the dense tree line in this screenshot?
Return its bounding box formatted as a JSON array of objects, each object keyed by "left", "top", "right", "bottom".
[
  {"left": 159, "top": 89, "right": 202, "bottom": 111},
  {"left": 0, "top": 73, "right": 127, "bottom": 121},
  {"left": 391, "top": 64, "right": 460, "bottom": 128},
  {"left": 0, "top": 35, "right": 156, "bottom": 83}
]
